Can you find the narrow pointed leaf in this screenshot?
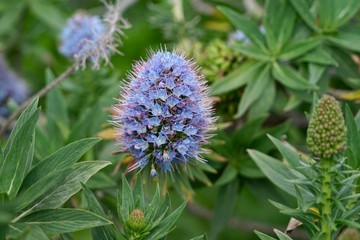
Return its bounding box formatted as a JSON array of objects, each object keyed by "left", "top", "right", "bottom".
[
  {"left": 287, "top": 0, "right": 320, "bottom": 32},
  {"left": 211, "top": 61, "right": 264, "bottom": 95},
  {"left": 272, "top": 62, "right": 317, "bottom": 90},
  {"left": 21, "top": 138, "right": 101, "bottom": 190},
  {"left": 235, "top": 65, "right": 270, "bottom": 118},
  {"left": 29, "top": 161, "right": 111, "bottom": 211},
  {"left": 232, "top": 44, "right": 270, "bottom": 61},
  {"left": 0, "top": 109, "right": 39, "bottom": 198},
  {"left": 17, "top": 208, "right": 111, "bottom": 234},
  {"left": 218, "top": 6, "right": 266, "bottom": 50},
  {"left": 279, "top": 38, "right": 322, "bottom": 60}
]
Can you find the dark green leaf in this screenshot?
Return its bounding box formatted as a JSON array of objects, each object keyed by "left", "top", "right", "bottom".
[
  {"left": 264, "top": 0, "right": 296, "bottom": 52},
  {"left": 299, "top": 48, "right": 337, "bottom": 66},
  {"left": 119, "top": 175, "right": 134, "bottom": 221},
  {"left": 345, "top": 105, "right": 360, "bottom": 169},
  {"left": 210, "top": 180, "right": 239, "bottom": 239},
  {"left": 45, "top": 69, "right": 69, "bottom": 147},
  {"left": 146, "top": 201, "right": 187, "bottom": 240},
  {"left": 318, "top": 0, "right": 335, "bottom": 31},
  {"left": 334, "top": 1, "right": 360, "bottom": 28},
  {"left": 279, "top": 38, "right": 322, "bottom": 60},
  {"left": 133, "top": 175, "right": 145, "bottom": 210},
  {"left": 232, "top": 44, "right": 270, "bottom": 61},
  {"left": 211, "top": 61, "right": 264, "bottom": 95},
  {"left": 0, "top": 1, "right": 26, "bottom": 36},
  {"left": 18, "top": 208, "right": 111, "bottom": 234},
  {"left": 248, "top": 79, "right": 275, "bottom": 120},
  {"left": 215, "top": 164, "right": 237, "bottom": 186},
  {"left": 235, "top": 64, "right": 271, "bottom": 118},
  {"left": 82, "top": 183, "right": 120, "bottom": 240},
  {"left": 28, "top": 0, "right": 65, "bottom": 31},
  {"left": 287, "top": 0, "right": 320, "bottom": 32},
  {"left": 328, "top": 32, "right": 360, "bottom": 53},
  {"left": 272, "top": 62, "right": 317, "bottom": 90},
  {"left": 217, "top": 6, "right": 267, "bottom": 51}
]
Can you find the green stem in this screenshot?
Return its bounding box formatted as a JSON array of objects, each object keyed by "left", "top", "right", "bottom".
[{"left": 320, "top": 158, "right": 333, "bottom": 240}]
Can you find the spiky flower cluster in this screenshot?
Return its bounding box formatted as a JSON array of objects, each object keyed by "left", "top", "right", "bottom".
[
  {"left": 113, "top": 50, "right": 215, "bottom": 173},
  {"left": 59, "top": 0, "right": 132, "bottom": 69},
  {"left": 0, "top": 56, "right": 28, "bottom": 118},
  {"left": 307, "top": 95, "right": 346, "bottom": 158}
]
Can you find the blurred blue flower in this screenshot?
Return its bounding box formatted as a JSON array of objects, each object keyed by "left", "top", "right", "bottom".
[
  {"left": 59, "top": 13, "right": 106, "bottom": 63},
  {"left": 59, "top": 0, "right": 132, "bottom": 69},
  {"left": 0, "top": 56, "right": 28, "bottom": 118},
  {"left": 113, "top": 50, "right": 215, "bottom": 173}
]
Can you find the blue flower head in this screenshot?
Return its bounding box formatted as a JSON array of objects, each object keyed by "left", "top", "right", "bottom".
[
  {"left": 59, "top": 0, "right": 131, "bottom": 69},
  {"left": 113, "top": 50, "right": 215, "bottom": 174},
  {"left": 59, "top": 13, "right": 105, "bottom": 62}
]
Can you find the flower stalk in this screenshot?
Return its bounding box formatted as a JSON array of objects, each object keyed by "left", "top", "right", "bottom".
[{"left": 320, "top": 158, "right": 333, "bottom": 239}]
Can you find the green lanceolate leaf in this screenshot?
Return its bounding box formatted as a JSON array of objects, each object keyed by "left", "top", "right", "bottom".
[
  {"left": 333, "top": 0, "right": 360, "bottom": 28},
  {"left": 272, "top": 62, "right": 317, "bottom": 90},
  {"left": 345, "top": 105, "right": 360, "bottom": 169},
  {"left": 298, "top": 48, "right": 338, "bottom": 66},
  {"left": 254, "top": 230, "right": 277, "bottom": 240},
  {"left": 0, "top": 109, "right": 39, "bottom": 198},
  {"left": 248, "top": 149, "right": 312, "bottom": 198},
  {"left": 45, "top": 69, "right": 69, "bottom": 147},
  {"left": 264, "top": 0, "right": 296, "bottom": 53},
  {"left": 232, "top": 44, "right": 270, "bottom": 61},
  {"left": 328, "top": 31, "right": 360, "bottom": 53},
  {"left": 133, "top": 175, "right": 145, "bottom": 210},
  {"left": 82, "top": 183, "right": 120, "bottom": 240},
  {"left": 146, "top": 201, "right": 187, "bottom": 240},
  {"left": 318, "top": 0, "right": 335, "bottom": 31},
  {"left": 21, "top": 138, "right": 101, "bottom": 190},
  {"left": 235, "top": 64, "right": 271, "bottom": 118},
  {"left": 28, "top": 0, "right": 65, "bottom": 31},
  {"left": 274, "top": 229, "right": 294, "bottom": 240},
  {"left": 217, "top": 6, "right": 267, "bottom": 51},
  {"left": 118, "top": 175, "right": 135, "bottom": 222},
  {"left": 29, "top": 161, "right": 111, "bottom": 211},
  {"left": 17, "top": 208, "right": 111, "bottom": 234},
  {"left": 189, "top": 234, "right": 208, "bottom": 240},
  {"left": 211, "top": 61, "right": 264, "bottom": 95},
  {"left": 14, "top": 168, "right": 69, "bottom": 213},
  {"left": 17, "top": 225, "right": 50, "bottom": 240},
  {"left": 248, "top": 79, "right": 275, "bottom": 120},
  {"left": 287, "top": 0, "right": 320, "bottom": 32},
  {"left": 267, "top": 135, "right": 316, "bottom": 178},
  {"left": 4, "top": 98, "right": 39, "bottom": 155},
  {"left": 279, "top": 37, "right": 323, "bottom": 60}
]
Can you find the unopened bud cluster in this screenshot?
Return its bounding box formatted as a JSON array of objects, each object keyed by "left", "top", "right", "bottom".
[
  {"left": 126, "top": 209, "right": 147, "bottom": 232},
  {"left": 306, "top": 95, "right": 346, "bottom": 158}
]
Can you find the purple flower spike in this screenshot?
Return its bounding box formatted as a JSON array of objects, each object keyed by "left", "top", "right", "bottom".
[{"left": 113, "top": 50, "right": 216, "bottom": 173}]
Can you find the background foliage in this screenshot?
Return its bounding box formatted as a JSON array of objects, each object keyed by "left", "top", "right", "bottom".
[{"left": 1, "top": 0, "right": 360, "bottom": 239}]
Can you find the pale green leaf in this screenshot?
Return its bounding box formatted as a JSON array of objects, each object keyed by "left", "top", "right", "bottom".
[
  {"left": 29, "top": 161, "right": 111, "bottom": 211},
  {"left": 18, "top": 208, "right": 111, "bottom": 234},
  {"left": 0, "top": 109, "right": 39, "bottom": 198},
  {"left": 21, "top": 138, "right": 101, "bottom": 190}
]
